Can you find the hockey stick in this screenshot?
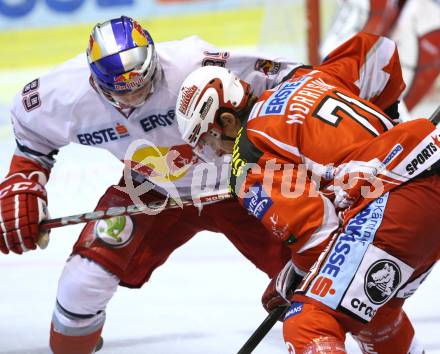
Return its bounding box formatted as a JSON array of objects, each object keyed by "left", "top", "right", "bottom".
[
  {"left": 236, "top": 305, "right": 289, "bottom": 354},
  {"left": 39, "top": 191, "right": 232, "bottom": 232},
  {"left": 429, "top": 104, "right": 440, "bottom": 125}
]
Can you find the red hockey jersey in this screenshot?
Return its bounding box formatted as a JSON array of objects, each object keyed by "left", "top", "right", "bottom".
[{"left": 230, "top": 32, "right": 440, "bottom": 271}]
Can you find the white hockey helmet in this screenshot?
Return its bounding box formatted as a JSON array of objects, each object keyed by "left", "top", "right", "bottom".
[{"left": 176, "top": 66, "right": 251, "bottom": 162}]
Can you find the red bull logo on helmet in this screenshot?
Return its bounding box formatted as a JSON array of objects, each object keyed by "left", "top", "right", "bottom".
[
  {"left": 114, "top": 71, "right": 144, "bottom": 91},
  {"left": 88, "top": 34, "right": 103, "bottom": 62},
  {"left": 131, "top": 20, "right": 149, "bottom": 47}
]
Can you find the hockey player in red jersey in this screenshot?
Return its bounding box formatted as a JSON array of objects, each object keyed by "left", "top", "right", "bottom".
[
  {"left": 176, "top": 32, "right": 440, "bottom": 353},
  {"left": 0, "top": 16, "right": 303, "bottom": 353},
  {"left": 321, "top": 0, "right": 440, "bottom": 115}
]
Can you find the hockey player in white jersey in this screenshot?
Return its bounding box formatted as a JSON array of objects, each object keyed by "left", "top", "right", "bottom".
[{"left": 0, "top": 16, "right": 302, "bottom": 353}]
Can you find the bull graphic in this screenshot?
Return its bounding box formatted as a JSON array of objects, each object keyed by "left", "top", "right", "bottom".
[{"left": 367, "top": 262, "right": 396, "bottom": 297}]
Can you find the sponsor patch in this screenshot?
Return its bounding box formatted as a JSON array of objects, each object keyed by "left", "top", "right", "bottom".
[
  {"left": 139, "top": 109, "right": 175, "bottom": 132},
  {"left": 255, "top": 59, "right": 281, "bottom": 75},
  {"left": 260, "top": 77, "right": 310, "bottom": 116},
  {"left": 304, "top": 194, "right": 389, "bottom": 310},
  {"left": 243, "top": 183, "right": 273, "bottom": 220},
  {"left": 405, "top": 141, "right": 438, "bottom": 175},
  {"left": 284, "top": 302, "right": 303, "bottom": 321},
  {"left": 365, "top": 259, "right": 401, "bottom": 304},
  {"left": 393, "top": 131, "right": 440, "bottom": 177},
  {"left": 94, "top": 216, "right": 134, "bottom": 248},
  {"left": 199, "top": 96, "right": 213, "bottom": 120},
  {"left": 340, "top": 244, "right": 414, "bottom": 322},
  {"left": 22, "top": 78, "right": 39, "bottom": 95},
  {"left": 382, "top": 144, "right": 403, "bottom": 166},
  {"left": 396, "top": 265, "right": 434, "bottom": 299},
  {"left": 179, "top": 85, "right": 198, "bottom": 115},
  {"left": 77, "top": 122, "right": 130, "bottom": 146}
]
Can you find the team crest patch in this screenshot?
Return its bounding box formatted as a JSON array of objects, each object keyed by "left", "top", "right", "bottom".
[
  {"left": 365, "top": 260, "right": 401, "bottom": 304},
  {"left": 255, "top": 59, "right": 281, "bottom": 75},
  {"left": 94, "top": 216, "right": 134, "bottom": 248}
]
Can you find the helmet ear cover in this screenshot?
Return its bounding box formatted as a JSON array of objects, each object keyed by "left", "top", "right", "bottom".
[
  {"left": 216, "top": 90, "right": 256, "bottom": 129},
  {"left": 176, "top": 66, "right": 252, "bottom": 161},
  {"left": 215, "top": 107, "right": 232, "bottom": 128}
]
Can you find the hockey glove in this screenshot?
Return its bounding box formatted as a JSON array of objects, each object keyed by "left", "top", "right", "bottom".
[
  {"left": 0, "top": 171, "right": 49, "bottom": 254},
  {"left": 262, "top": 260, "right": 303, "bottom": 315}
]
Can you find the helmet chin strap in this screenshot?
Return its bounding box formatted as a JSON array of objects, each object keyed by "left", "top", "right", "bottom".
[{"left": 221, "top": 134, "right": 236, "bottom": 141}]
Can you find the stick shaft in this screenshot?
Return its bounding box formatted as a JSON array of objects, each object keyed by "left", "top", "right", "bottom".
[
  {"left": 40, "top": 191, "right": 232, "bottom": 231},
  {"left": 429, "top": 105, "right": 440, "bottom": 125},
  {"left": 236, "top": 305, "right": 288, "bottom": 354}
]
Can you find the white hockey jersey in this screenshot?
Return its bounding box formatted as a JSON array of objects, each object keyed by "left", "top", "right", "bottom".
[{"left": 10, "top": 36, "right": 301, "bottom": 197}]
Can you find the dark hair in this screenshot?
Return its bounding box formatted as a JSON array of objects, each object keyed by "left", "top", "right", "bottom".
[{"left": 216, "top": 93, "right": 258, "bottom": 127}]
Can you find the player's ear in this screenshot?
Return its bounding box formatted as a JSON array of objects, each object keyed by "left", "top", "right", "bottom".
[{"left": 219, "top": 112, "right": 240, "bottom": 131}]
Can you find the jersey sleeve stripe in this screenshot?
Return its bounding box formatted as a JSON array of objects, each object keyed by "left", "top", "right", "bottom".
[
  {"left": 247, "top": 128, "right": 302, "bottom": 159},
  {"left": 297, "top": 195, "right": 339, "bottom": 254}
]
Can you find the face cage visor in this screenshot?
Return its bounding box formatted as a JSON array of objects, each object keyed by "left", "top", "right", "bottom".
[
  {"left": 109, "top": 79, "right": 154, "bottom": 108},
  {"left": 96, "top": 50, "right": 161, "bottom": 109}
]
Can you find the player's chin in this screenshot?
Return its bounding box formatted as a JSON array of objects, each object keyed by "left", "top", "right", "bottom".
[{"left": 119, "top": 99, "right": 146, "bottom": 109}]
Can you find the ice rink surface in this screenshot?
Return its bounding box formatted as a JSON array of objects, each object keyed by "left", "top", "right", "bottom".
[{"left": 0, "top": 122, "right": 439, "bottom": 354}]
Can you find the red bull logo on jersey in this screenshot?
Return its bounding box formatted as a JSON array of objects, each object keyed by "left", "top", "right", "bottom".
[{"left": 129, "top": 144, "right": 195, "bottom": 182}]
